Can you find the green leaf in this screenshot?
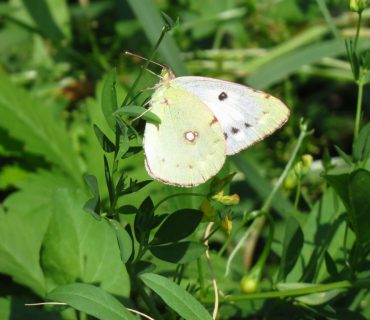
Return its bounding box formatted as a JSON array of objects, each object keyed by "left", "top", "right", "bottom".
[
  {"left": 48, "top": 283, "right": 135, "bottom": 320},
  {"left": 126, "top": 0, "right": 187, "bottom": 75},
  {"left": 348, "top": 169, "right": 370, "bottom": 243},
  {"left": 101, "top": 68, "right": 118, "bottom": 131},
  {"left": 151, "top": 209, "right": 203, "bottom": 245},
  {"left": 42, "top": 189, "right": 130, "bottom": 297},
  {"left": 0, "top": 76, "right": 82, "bottom": 185},
  {"left": 277, "top": 283, "right": 342, "bottom": 305},
  {"left": 93, "top": 124, "right": 115, "bottom": 153},
  {"left": 326, "top": 169, "right": 370, "bottom": 244},
  {"left": 134, "top": 196, "right": 154, "bottom": 244},
  {"left": 325, "top": 173, "right": 351, "bottom": 215},
  {"left": 104, "top": 155, "right": 115, "bottom": 206},
  {"left": 118, "top": 179, "right": 152, "bottom": 196},
  {"left": 277, "top": 217, "right": 304, "bottom": 282},
  {"left": 83, "top": 174, "right": 101, "bottom": 219},
  {"left": 116, "top": 205, "right": 138, "bottom": 215},
  {"left": 115, "top": 117, "right": 129, "bottom": 160},
  {"left": 334, "top": 145, "right": 353, "bottom": 166},
  {"left": 324, "top": 252, "right": 338, "bottom": 277},
  {"left": 115, "top": 105, "right": 161, "bottom": 124},
  {"left": 0, "top": 170, "right": 76, "bottom": 296},
  {"left": 150, "top": 241, "right": 207, "bottom": 264},
  {"left": 21, "top": 0, "right": 69, "bottom": 40},
  {"left": 140, "top": 273, "right": 212, "bottom": 320},
  {"left": 353, "top": 122, "right": 370, "bottom": 162},
  {"left": 109, "top": 220, "right": 133, "bottom": 264}
]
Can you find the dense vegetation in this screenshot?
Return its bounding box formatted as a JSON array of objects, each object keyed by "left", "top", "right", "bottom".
[{"left": 0, "top": 1, "right": 370, "bottom": 319}]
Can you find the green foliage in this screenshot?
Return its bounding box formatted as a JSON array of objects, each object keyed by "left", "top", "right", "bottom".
[{"left": 1, "top": 0, "right": 370, "bottom": 319}]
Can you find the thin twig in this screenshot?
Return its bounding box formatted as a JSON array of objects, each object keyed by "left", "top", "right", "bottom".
[{"left": 204, "top": 222, "right": 219, "bottom": 320}]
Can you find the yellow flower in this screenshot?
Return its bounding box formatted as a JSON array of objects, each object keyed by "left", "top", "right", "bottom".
[
  {"left": 220, "top": 215, "right": 232, "bottom": 235},
  {"left": 212, "top": 190, "right": 240, "bottom": 205}
]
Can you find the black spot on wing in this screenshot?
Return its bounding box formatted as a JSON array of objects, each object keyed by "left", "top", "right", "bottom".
[
  {"left": 218, "top": 92, "right": 228, "bottom": 101},
  {"left": 224, "top": 132, "right": 228, "bottom": 140},
  {"left": 244, "top": 123, "right": 252, "bottom": 128},
  {"left": 231, "top": 127, "right": 240, "bottom": 134}
]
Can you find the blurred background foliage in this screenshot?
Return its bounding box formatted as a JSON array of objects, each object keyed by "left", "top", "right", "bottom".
[{"left": 0, "top": 0, "right": 370, "bottom": 319}]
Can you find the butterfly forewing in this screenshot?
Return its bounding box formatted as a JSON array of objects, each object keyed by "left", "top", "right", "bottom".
[
  {"left": 172, "top": 77, "right": 290, "bottom": 155},
  {"left": 144, "top": 83, "right": 226, "bottom": 187}
]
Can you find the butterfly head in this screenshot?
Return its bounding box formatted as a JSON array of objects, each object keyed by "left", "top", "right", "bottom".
[{"left": 159, "top": 67, "right": 175, "bottom": 86}]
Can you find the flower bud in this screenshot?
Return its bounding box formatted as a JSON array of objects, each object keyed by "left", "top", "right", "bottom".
[
  {"left": 349, "top": 0, "right": 369, "bottom": 13},
  {"left": 220, "top": 215, "right": 232, "bottom": 235},
  {"left": 212, "top": 190, "right": 240, "bottom": 205},
  {"left": 240, "top": 275, "right": 258, "bottom": 294}
]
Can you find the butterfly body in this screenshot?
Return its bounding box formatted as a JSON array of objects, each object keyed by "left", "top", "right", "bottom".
[{"left": 143, "top": 69, "right": 290, "bottom": 187}]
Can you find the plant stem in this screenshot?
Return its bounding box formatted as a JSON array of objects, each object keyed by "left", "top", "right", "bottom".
[
  {"left": 153, "top": 192, "right": 206, "bottom": 211},
  {"left": 202, "top": 278, "right": 370, "bottom": 303},
  {"left": 353, "top": 80, "right": 364, "bottom": 143},
  {"left": 134, "top": 276, "right": 163, "bottom": 319},
  {"left": 353, "top": 12, "right": 363, "bottom": 53},
  {"left": 294, "top": 179, "right": 302, "bottom": 209}
]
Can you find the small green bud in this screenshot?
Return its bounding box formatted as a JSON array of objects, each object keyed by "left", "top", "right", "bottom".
[
  {"left": 349, "top": 0, "right": 369, "bottom": 13},
  {"left": 240, "top": 275, "right": 258, "bottom": 294}
]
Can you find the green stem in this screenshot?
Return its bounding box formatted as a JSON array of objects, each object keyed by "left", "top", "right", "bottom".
[
  {"left": 224, "top": 121, "right": 310, "bottom": 275},
  {"left": 353, "top": 12, "right": 363, "bottom": 53},
  {"left": 262, "top": 121, "right": 310, "bottom": 212},
  {"left": 134, "top": 276, "right": 163, "bottom": 319},
  {"left": 353, "top": 80, "right": 364, "bottom": 143},
  {"left": 294, "top": 178, "right": 302, "bottom": 209},
  {"left": 153, "top": 192, "right": 206, "bottom": 211},
  {"left": 197, "top": 258, "right": 205, "bottom": 297},
  {"left": 202, "top": 278, "right": 370, "bottom": 303}
]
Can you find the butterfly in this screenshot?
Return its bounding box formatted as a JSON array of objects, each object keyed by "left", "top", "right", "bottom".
[{"left": 143, "top": 68, "right": 290, "bottom": 187}]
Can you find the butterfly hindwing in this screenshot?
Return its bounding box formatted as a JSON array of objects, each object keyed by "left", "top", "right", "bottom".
[
  {"left": 144, "top": 83, "right": 226, "bottom": 187},
  {"left": 172, "top": 76, "right": 290, "bottom": 155}
]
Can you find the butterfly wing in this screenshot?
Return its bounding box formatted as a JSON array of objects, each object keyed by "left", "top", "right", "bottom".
[
  {"left": 172, "top": 76, "right": 290, "bottom": 155},
  {"left": 144, "top": 83, "right": 226, "bottom": 187}
]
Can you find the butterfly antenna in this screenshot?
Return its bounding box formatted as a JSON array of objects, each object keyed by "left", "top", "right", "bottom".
[{"left": 125, "top": 51, "right": 166, "bottom": 69}]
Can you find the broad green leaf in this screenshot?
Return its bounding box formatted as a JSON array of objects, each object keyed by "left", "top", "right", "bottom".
[
  {"left": 140, "top": 273, "right": 212, "bottom": 320},
  {"left": 115, "top": 105, "right": 161, "bottom": 124},
  {"left": 41, "top": 189, "right": 130, "bottom": 297},
  {"left": 0, "top": 204, "right": 47, "bottom": 296},
  {"left": 151, "top": 209, "right": 203, "bottom": 245},
  {"left": 48, "top": 283, "right": 135, "bottom": 320},
  {"left": 287, "top": 188, "right": 347, "bottom": 282},
  {"left": 0, "top": 76, "right": 82, "bottom": 185},
  {"left": 326, "top": 169, "right": 370, "bottom": 244},
  {"left": 101, "top": 68, "right": 118, "bottom": 131},
  {"left": 348, "top": 169, "right": 370, "bottom": 243},
  {"left": 325, "top": 173, "right": 351, "bottom": 215},
  {"left": 0, "top": 170, "right": 75, "bottom": 296},
  {"left": 150, "top": 241, "right": 207, "bottom": 264},
  {"left": 277, "top": 217, "right": 304, "bottom": 282}
]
